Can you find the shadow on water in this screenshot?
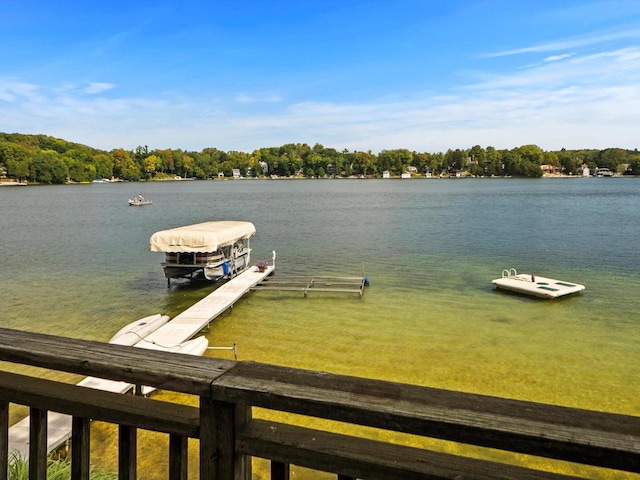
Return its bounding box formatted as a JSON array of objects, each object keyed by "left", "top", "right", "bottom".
[{"left": 125, "top": 274, "right": 168, "bottom": 292}]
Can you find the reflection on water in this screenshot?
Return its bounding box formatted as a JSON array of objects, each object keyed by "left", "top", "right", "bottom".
[{"left": 1, "top": 178, "right": 639, "bottom": 478}]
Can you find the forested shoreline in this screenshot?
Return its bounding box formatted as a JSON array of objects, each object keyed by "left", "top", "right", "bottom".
[{"left": 1, "top": 132, "right": 639, "bottom": 184}]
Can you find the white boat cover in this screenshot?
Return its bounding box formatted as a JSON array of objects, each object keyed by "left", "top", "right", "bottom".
[{"left": 149, "top": 221, "right": 256, "bottom": 253}]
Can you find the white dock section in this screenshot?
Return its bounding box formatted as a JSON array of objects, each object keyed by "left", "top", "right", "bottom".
[
  {"left": 8, "top": 414, "right": 72, "bottom": 459},
  {"left": 138, "top": 265, "right": 275, "bottom": 348},
  {"left": 492, "top": 268, "right": 585, "bottom": 299},
  {"left": 8, "top": 265, "right": 275, "bottom": 457}
]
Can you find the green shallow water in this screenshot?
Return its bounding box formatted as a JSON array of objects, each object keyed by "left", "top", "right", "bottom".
[{"left": 1, "top": 178, "right": 639, "bottom": 478}]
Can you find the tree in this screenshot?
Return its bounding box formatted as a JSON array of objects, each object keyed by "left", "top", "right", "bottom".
[
  {"left": 443, "top": 149, "right": 465, "bottom": 172},
  {"left": 352, "top": 151, "right": 376, "bottom": 176},
  {"left": 516, "top": 144, "right": 545, "bottom": 166},
  {"left": 30, "top": 150, "right": 68, "bottom": 184},
  {"left": 598, "top": 148, "right": 627, "bottom": 172},
  {"left": 468, "top": 145, "right": 486, "bottom": 176},
  {"left": 120, "top": 156, "right": 141, "bottom": 181},
  {"left": 306, "top": 152, "right": 325, "bottom": 177},
  {"left": 111, "top": 149, "right": 133, "bottom": 179},
  {"left": 93, "top": 153, "right": 114, "bottom": 179},
  {"left": 181, "top": 153, "right": 196, "bottom": 178},
  {"left": 558, "top": 150, "right": 577, "bottom": 175},
  {"left": 145, "top": 155, "right": 161, "bottom": 177},
  {"left": 431, "top": 152, "right": 445, "bottom": 174},
  {"left": 2, "top": 131, "right": 639, "bottom": 181},
  {"left": 64, "top": 155, "right": 86, "bottom": 182},
  {"left": 628, "top": 156, "right": 640, "bottom": 175},
  {"left": 482, "top": 147, "right": 502, "bottom": 176},
  {"left": 0, "top": 141, "right": 33, "bottom": 181},
  {"left": 378, "top": 149, "right": 412, "bottom": 176},
  {"left": 502, "top": 150, "right": 520, "bottom": 176},
  {"left": 156, "top": 149, "right": 176, "bottom": 174}
]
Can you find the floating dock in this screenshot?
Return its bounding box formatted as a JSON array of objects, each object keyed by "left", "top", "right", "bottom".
[
  {"left": 492, "top": 268, "right": 585, "bottom": 299},
  {"left": 8, "top": 264, "right": 275, "bottom": 457},
  {"left": 252, "top": 275, "right": 368, "bottom": 296}
]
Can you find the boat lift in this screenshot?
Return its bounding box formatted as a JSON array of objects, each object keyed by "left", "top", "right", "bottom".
[{"left": 252, "top": 275, "right": 369, "bottom": 297}]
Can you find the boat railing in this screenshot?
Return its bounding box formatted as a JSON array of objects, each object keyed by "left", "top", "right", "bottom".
[{"left": 0, "top": 327, "right": 638, "bottom": 480}]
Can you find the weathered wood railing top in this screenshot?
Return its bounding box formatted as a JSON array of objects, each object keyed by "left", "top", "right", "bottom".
[{"left": 0, "top": 327, "right": 639, "bottom": 479}]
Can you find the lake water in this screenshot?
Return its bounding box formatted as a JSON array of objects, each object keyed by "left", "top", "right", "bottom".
[{"left": 1, "top": 178, "right": 639, "bottom": 478}]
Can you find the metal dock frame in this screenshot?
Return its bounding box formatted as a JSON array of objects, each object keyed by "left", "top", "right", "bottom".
[{"left": 252, "top": 275, "right": 367, "bottom": 297}]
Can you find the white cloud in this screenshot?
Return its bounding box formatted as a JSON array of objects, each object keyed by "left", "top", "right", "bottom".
[
  {"left": 0, "top": 79, "right": 41, "bottom": 103},
  {"left": 234, "top": 93, "right": 283, "bottom": 104},
  {"left": 544, "top": 53, "right": 574, "bottom": 62},
  {"left": 83, "top": 82, "right": 116, "bottom": 95}
]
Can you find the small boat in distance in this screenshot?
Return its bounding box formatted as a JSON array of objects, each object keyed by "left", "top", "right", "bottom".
[
  {"left": 594, "top": 168, "right": 614, "bottom": 177},
  {"left": 492, "top": 268, "right": 585, "bottom": 299},
  {"left": 0, "top": 180, "right": 27, "bottom": 186},
  {"left": 128, "top": 194, "right": 152, "bottom": 205},
  {"left": 149, "top": 220, "right": 256, "bottom": 285}
]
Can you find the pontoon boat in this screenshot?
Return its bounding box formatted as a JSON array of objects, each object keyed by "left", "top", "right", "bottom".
[{"left": 149, "top": 221, "right": 255, "bottom": 285}]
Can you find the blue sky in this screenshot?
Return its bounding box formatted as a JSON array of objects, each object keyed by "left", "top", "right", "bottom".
[{"left": 2, "top": 1, "right": 640, "bottom": 153}]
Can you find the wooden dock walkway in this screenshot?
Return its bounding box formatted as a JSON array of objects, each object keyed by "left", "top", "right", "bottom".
[
  {"left": 252, "top": 275, "right": 367, "bottom": 296},
  {"left": 7, "top": 265, "right": 275, "bottom": 457}
]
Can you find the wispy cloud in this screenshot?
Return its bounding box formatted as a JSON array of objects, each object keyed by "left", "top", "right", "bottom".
[
  {"left": 0, "top": 79, "right": 41, "bottom": 103},
  {"left": 469, "top": 47, "right": 640, "bottom": 91},
  {"left": 482, "top": 29, "right": 640, "bottom": 58},
  {"left": 234, "top": 93, "right": 283, "bottom": 104},
  {"left": 83, "top": 82, "right": 116, "bottom": 95},
  {"left": 544, "top": 53, "right": 574, "bottom": 62}
]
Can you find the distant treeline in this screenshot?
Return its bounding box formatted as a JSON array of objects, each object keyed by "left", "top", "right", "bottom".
[{"left": 1, "top": 132, "right": 639, "bottom": 184}]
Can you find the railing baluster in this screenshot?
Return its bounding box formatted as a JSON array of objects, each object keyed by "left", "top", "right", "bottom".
[
  {"left": 119, "top": 424, "right": 137, "bottom": 480},
  {"left": 271, "top": 461, "right": 289, "bottom": 480},
  {"left": 71, "top": 416, "right": 90, "bottom": 480},
  {"left": 168, "top": 434, "right": 188, "bottom": 480},
  {"left": 200, "top": 396, "right": 217, "bottom": 480},
  {"left": 236, "top": 403, "right": 252, "bottom": 479},
  {"left": 0, "top": 401, "right": 7, "bottom": 480},
  {"left": 200, "top": 397, "right": 251, "bottom": 480},
  {"left": 28, "top": 408, "right": 47, "bottom": 480}
]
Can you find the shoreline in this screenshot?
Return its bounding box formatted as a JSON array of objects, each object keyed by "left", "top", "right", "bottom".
[{"left": 2, "top": 173, "right": 632, "bottom": 186}]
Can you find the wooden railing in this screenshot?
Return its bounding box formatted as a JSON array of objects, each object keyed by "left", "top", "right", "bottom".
[{"left": 0, "top": 327, "right": 638, "bottom": 480}]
